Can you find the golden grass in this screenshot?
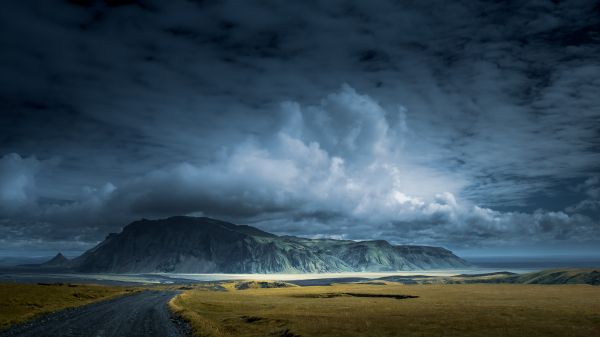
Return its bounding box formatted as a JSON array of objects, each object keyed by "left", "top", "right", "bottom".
[
  {"left": 0, "top": 283, "right": 135, "bottom": 330},
  {"left": 170, "top": 282, "right": 600, "bottom": 337}
]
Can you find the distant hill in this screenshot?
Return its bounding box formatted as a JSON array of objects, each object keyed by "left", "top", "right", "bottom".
[
  {"left": 377, "top": 269, "right": 600, "bottom": 285},
  {"left": 503, "top": 269, "right": 600, "bottom": 285},
  {"left": 60, "top": 216, "right": 469, "bottom": 273}
]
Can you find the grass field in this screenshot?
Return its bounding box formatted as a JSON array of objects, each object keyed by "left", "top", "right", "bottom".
[
  {"left": 0, "top": 283, "right": 135, "bottom": 330},
  {"left": 170, "top": 282, "right": 600, "bottom": 337}
]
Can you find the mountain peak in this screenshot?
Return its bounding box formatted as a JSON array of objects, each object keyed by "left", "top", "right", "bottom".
[
  {"left": 39, "top": 252, "right": 70, "bottom": 268},
  {"left": 55, "top": 252, "right": 66, "bottom": 259}
]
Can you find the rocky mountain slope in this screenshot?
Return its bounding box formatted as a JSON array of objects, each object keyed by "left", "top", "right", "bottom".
[{"left": 66, "top": 216, "right": 469, "bottom": 273}]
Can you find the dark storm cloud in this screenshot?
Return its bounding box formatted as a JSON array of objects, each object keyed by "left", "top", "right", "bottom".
[{"left": 0, "top": 0, "right": 599, "bottom": 254}]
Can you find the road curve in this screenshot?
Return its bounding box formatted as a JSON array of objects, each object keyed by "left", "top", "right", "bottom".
[{"left": 0, "top": 291, "right": 193, "bottom": 337}]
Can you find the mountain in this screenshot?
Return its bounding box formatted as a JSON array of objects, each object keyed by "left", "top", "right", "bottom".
[
  {"left": 41, "top": 253, "right": 71, "bottom": 268},
  {"left": 68, "top": 216, "right": 469, "bottom": 273}
]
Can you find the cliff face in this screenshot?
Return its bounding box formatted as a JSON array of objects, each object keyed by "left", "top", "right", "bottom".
[{"left": 70, "top": 216, "right": 469, "bottom": 273}]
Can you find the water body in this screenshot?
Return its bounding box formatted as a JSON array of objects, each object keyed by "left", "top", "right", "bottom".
[
  {"left": 0, "top": 268, "right": 532, "bottom": 285},
  {"left": 2, "top": 255, "right": 598, "bottom": 285}
]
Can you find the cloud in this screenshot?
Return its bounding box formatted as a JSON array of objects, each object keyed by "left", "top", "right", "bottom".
[
  {"left": 0, "top": 153, "right": 119, "bottom": 247},
  {"left": 0, "top": 153, "right": 41, "bottom": 211},
  {"left": 566, "top": 177, "right": 600, "bottom": 214},
  {"left": 111, "top": 86, "right": 467, "bottom": 225},
  {"left": 4, "top": 86, "right": 596, "bottom": 254},
  {"left": 0, "top": 0, "right": 599, "bottom": 254},
  {"left": 577, "top": 177, "right": 600, "bottom": 199}
]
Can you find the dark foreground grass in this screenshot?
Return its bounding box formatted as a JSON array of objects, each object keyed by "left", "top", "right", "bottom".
[
  {"left": 170, "top": 282, "right": 600, "bottom": 337},
  {"left": 0, "top": 283, "right": 135, "bottom": 330}
]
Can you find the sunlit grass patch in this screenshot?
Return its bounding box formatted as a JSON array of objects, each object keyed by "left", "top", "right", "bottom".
[{"left": 171, "top": 282, "right": 600, "bottom": 337}]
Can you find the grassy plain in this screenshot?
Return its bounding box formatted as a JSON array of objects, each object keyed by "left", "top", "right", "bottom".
[
  {"left": 0, "top": 283, "right": 135, "bottom": 330},
  {"left": 170, "top": 282, "right": 600, "bottom": 337}
]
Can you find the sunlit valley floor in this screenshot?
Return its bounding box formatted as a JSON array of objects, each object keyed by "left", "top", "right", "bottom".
[
  {"left": 170, "top": 281, "right": 600, "bottom": 337},
  {"left": 1, "top": 269, "right": 599, "bottom": 337}
]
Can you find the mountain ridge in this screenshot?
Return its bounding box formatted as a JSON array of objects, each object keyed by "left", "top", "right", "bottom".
[{"left": 62, "top": 216, "right": 469, "bottom": 273}]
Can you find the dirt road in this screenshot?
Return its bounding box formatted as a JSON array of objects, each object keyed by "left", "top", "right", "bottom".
[{"left": 0, "top": 291, "right": 192, "bottom": 337}]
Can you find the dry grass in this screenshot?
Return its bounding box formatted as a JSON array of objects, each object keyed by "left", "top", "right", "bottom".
[
  {"left": 0, "top": 282, "right": 135, "bottom": 330},
  {"left": 170, "top": 282, "right": 600, "bottom": 337}
]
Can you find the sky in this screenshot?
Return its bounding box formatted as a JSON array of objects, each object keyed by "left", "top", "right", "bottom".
[{"left": 1, "top": 0, "right": 599, "bottom": 258}]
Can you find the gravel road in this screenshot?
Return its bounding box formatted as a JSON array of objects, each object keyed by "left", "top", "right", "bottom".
[{"left": 0, "top": 291, "right": 193, "bottom": 337}]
